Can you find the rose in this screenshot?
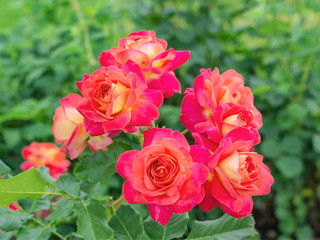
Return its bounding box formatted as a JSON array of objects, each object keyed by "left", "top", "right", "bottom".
[
  {"left": 194, "top": 129, "right": 274, "bottom": 217},
  {"left": 76, "top": 60, "right": 163, "bottom": 136},
  {"left": 191, "top": 103, "right": 261, "bottom": 153},
  {"left": 116, "top": 128, "right": 209, "bottom": 225},
  {"left": 21, "top": 142, "right": 70, "bottom": 180},
  {"left": 99, "top": 30, "right": 190, "bottom": 98},
  {"left": 180, "top": 68, "right": 262, "bottom": 135},
  {"left": 8, "top": 203, "right": 19, "bottom": 211},
  {"left": 52, "top": 93, "right": 113, "bottom": 159}
]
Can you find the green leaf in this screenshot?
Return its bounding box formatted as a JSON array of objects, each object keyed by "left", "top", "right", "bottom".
[
  {"left": 74, "top": 142, "right": 132, "bottom": 183},
  {"left": 17, "top": 226, "right": 55, "bottom": 240},
  {"left": 144, "top": 213, "right": 189, "bottom": 240},
  {"left": 312, "top": 134, "right": 320, "bottom": 153},
  {"left": 37, "top": 166, "right": 56, "bottom": 185},
  {"left": 74, "top": 199, "right": 114, "bottom": 240},
  {"left": 109, "top": 204, "right": 143, "bottom": 240},
  {"left": 18, "top": 198, "right": 51, "bottom": 213},
  {"left": 0, "top": 232, "right": 13, "bottom": 240},
  {"left": 0, "top": 208, "right": 32, "bottom": 231},
  {"left": 187, "top": 214, "right": 258, "bottom": 240},
  {"left": 275, "top": 157, "right": 303, "bottom": 178},
  {"left": 0, "top": 167, "right": 53, "bottom": 208},
  {"left": 3, "top": 129, "right": 21, "bottom": 149},
  {"left": 260, "top": 139, "right": 281, "bottom": 159},
  {"left": 281, "top": 136, "right": 303, "bottom": 155},
  {"left": 0, "top": 159, "right": 11, "bottom": 176},
  {"left": 47, "top": 198, "right": 73, "bottom": 223},
  {"left": 80, "top": 181, "right": 100, "bottom": 198},
  {"left": 56, "top": 174, "right": 80, "bottom": 197}
]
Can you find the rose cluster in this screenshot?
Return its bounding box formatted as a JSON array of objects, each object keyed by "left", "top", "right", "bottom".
[
  {"left": 18, "top": 30, "right": 273, "bottom": 226},
  {"left": 117, "top": 67, "right": 273, "bottom": 225}
]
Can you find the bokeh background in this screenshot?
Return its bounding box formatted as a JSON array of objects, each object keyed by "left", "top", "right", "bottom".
[{"left": 1, "top": 0, "right": 320, "bottom": 239}]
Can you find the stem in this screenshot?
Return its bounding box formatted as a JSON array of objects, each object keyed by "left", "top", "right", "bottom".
[
  {"left": 70, "top": 0, "right": 96, "bottom": 66},
  {"left": 47, "top": 191, "right": 74, "bottom": 200},
  {"left": 297, "top": 57, "right": 314, "bottom": 102},
  {"left": 181, "top": 129, "right": 189, "bottom": 135},
  {"left": 14, "top": 203, "right": 66, "bottom": 240},
  {"left": 112, "top": 195, "right": 125, "bottom": 211},
  {"left": 32, "top": 218, "right": 67, "bottom": 240}
]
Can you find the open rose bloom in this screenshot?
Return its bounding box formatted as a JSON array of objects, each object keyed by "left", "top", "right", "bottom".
[
  {"left": 180, "top": 68, "right": 262, "bottom": 153},
  {"left": 77, "top": 61, "right": 163, "bottom": 136},
  {"left": 21, "top": 142, "right": 70, "bottom": 180},
  {"left": 99, "top": 30, "right": 190, "bottom": 98},
  {"left": 117, "top": 128, "right": 209, "bottom": 225},
  {"left": 52, "top": 93, "right": 113, "bottom": 159},
  {"left": 195, "top": 130, "right": 274, "bottom": 217}
]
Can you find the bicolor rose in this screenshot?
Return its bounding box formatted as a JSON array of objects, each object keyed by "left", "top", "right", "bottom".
[
  {"left": 180, "top": 68, "right": 262, "bottom": 137},
  {"left": 116, "top": 128, "right": 209, "bottom": 225},
  {"left": 99, "top": 30, "right": 190, "bottom": 98},
  {"left": 192, "top": 103, "right": 261, "bottom": 153},
  {"left": 194, "top": 129, "right": 274, "bottom": 218},
  {"left": 21, "top": 142, "right": 70, "bottom": 180},
  {"left": 52, "top": 93, "right": 113, "bottom": 160},
  {"left": 77, "top": 61, "right": 163, "bottom": 136}
]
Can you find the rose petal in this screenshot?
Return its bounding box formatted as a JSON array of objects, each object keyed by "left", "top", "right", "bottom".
[
  {"left": 127, "top": 100, "right": 159, "bottom": 127},
  {"left": 220, "top": 196, "right": 253, "bottom": 218},
  {"left": 147, "top": 72, "right": 181, "bottom": 98},
  {"left": 65, "top": 124, "right": 88, "bottom": 160},
  {"left": 147, "top": 204, "right": 174, "bottom": 225},
  {"left": 117, "top": 150, "right": 140, "bottom": 183},
  {"left": 122, "top": 181, "right": 149, "bottom": 204},
  {"left": 60, "top": 93, "right": 84, "bottom": 124},
  {"left": 52, "top": 107, "right": 78, "bottom": 144}
]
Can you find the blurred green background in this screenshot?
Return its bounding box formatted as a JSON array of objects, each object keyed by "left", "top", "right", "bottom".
[{"left": 0, "top": 0, "right": 320, "bottom": 239}]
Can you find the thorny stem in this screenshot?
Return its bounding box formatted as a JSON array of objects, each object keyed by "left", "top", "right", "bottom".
[{"left": 70, "top": 0, "right": 96, "bottom": 66}]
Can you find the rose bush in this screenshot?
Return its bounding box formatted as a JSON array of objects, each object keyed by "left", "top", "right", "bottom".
[
  {"left": 116, "top": 128, "right": 209, "bottom": 225},
  {"left": 99, "top": 30, "right": 190, "bottom": 98},
  {"left": 0, "top": 29, "right": 274, "bottom": 239},
  {"left": 52, "top": 93, "right": 113, "bottom": 159}
]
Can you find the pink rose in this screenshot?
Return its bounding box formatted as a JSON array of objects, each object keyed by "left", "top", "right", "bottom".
[
  {"left": 99, "top": 30, "right": 190, "bottom": 98},
  {"left": 180, "top": 68, "right": 262, "bottom": 135},
  {"left": 21, "top": 142, "right": 70, "bottom": 180},
  {"left": 8, "top": 203, "right": 19, "bottom": 211},
  {"left": 116, "top": 128, "right": 209, "bottom": 225},
  {"left": 192, "top": 103, "right": 261, "bottom": 153},
  {"left": 76, "top": 61, "right": 163, "bottom": 136},
  {"left": 52, "top": 93, "right": 113, "bottom": 160},
  {"left": 194, "top": 129, "right": 274, "bottom": 217}
]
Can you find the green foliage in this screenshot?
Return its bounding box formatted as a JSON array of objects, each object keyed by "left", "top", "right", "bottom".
[
  {"left": 17, "top": 226, "right": 56, "bottom": 240},
  {"left": 144, "top": 213, "right": 189, "bottom": 240},
  {"left": 0, "top": 0, "right": 319, "bottom": 238},
  {"left": 0, "top": 167, "right": 53, "bottom": 208},
  {"left": 0, "top": 159, "right": 11, "bottom": 177},
  {"left": 73, "top": 199, "right": 114, "bottom": 240},
  {"left": 56, "top": 174, "right": 81, "bottom": 198},
  {"left": 109, "top": 204, "right": 144, "bottom": 240},
  {"left": 187, "top": 214, "right": 258, "bottom": 240},
  {"left": 74, "top": 142, "right": 132, "bottom": 183},
  {"left": 0, "top": 209, "right": 32, "bottom": 231}
]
